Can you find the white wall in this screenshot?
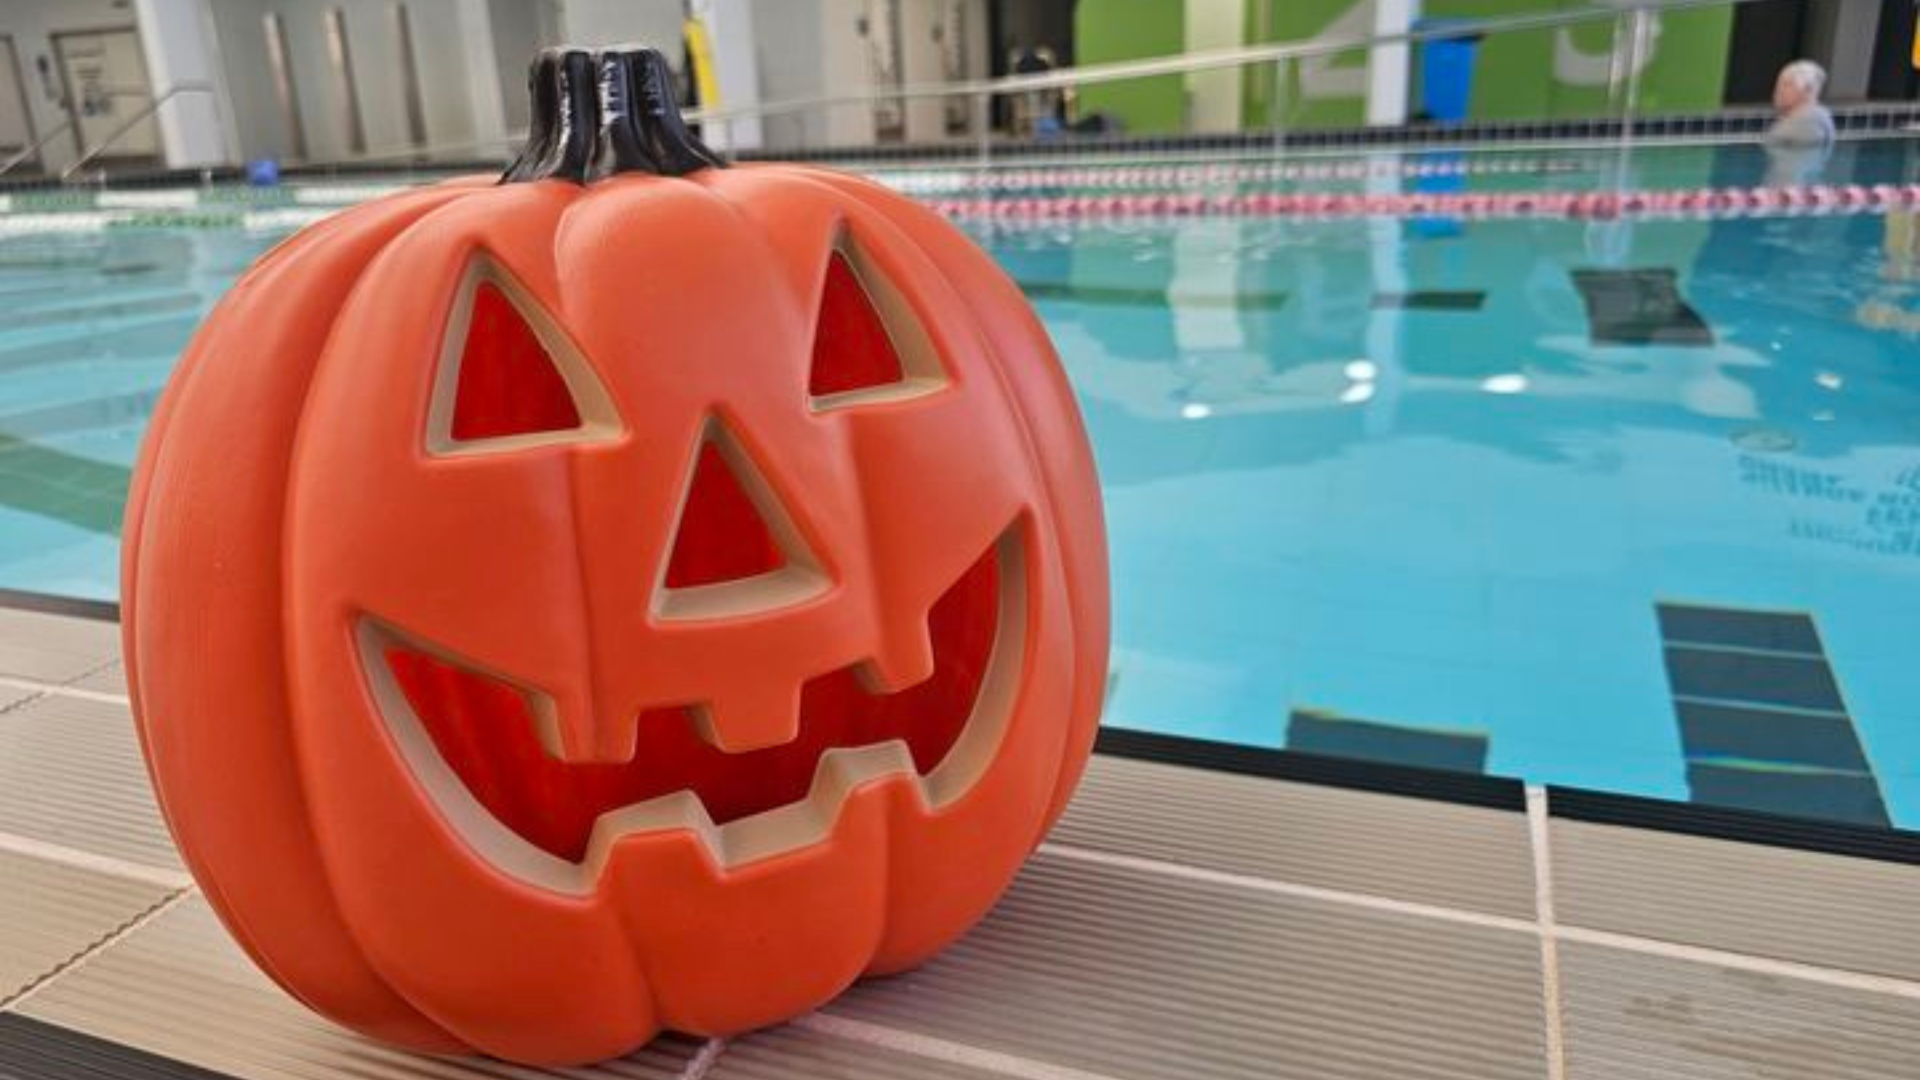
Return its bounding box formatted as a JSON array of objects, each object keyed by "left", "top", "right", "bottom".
[
  {"left": 753, "top": 0, "right": 877, "bottom": 150},
  {"left": 0, "top": 0, "right": 155, "bottom": 174},
  {"left": 560, "top": 0, "right": 681, "bottom": 51},
  {"left": 206, "top": 0, "right": 510, "bottom": 163}
]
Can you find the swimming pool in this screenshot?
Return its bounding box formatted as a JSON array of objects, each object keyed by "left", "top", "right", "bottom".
[{"left": 4, "top": 139, "right": 1918, "bottom": 830}]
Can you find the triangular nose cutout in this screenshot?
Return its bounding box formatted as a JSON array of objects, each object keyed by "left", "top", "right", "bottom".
[
  {"left": 810, "top": 251, "right": 905, "bottom": 398},
  {"left": 665, "top": 429, "right": 788, "bottom": 589},
  {"left": 451, "top": 282, "right": 582, "bottom": 441}
]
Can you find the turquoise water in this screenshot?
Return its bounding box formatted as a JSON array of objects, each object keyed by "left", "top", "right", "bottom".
[{"left": 4, "top": 140, "right": 1918, "bottom": 828}]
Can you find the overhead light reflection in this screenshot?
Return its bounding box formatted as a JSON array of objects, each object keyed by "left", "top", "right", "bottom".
[
  {"left": 1481, "top": 373, "right": 1529, "bottom": 395},
  {"left": 1180, "top": 402, "right": 1213, "bottom": 420},
  {"left": 1340, "top": 382, "right": 1376, "bottom": 405}
]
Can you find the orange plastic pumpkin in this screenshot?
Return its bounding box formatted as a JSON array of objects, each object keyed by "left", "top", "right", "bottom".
[{"left": 122, "top": 48, "right": 1107, "bottom": 1066}]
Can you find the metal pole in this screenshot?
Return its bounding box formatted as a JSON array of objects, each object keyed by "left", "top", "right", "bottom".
[
  {"left": 974, "top": 89, "right": 990, "bottom": 169},
  {"left": 1614, "top": 7, "right": 1651, "bottom": 184},
  {"left": 1271, "top": 57, "right": 1291, "bottom": 159}
]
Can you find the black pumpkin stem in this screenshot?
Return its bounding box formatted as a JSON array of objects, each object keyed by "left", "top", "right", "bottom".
[{"left": 502, "top": 47, "right": 723, "bottom": 185}]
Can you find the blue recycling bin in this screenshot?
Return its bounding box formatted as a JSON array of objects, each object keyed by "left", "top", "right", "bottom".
[{"left": 1415, "top": 20, "right": 1480, "bottom": 124}]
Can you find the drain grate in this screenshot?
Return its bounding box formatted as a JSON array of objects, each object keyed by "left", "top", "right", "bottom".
[
  {"left": 1570, "top": 268, "right": 1713, "bottom": 346},
  {"left": 1655, "top": 602, "right": 1887, "bottom": 827}
]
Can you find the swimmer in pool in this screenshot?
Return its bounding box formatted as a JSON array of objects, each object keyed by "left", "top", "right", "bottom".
[
  {"left": 1764, "top": 60, "right": 1834, "bottom": 186},
  {"left": 1766, "top": 60, "right": 1834, "bottom": 148}
]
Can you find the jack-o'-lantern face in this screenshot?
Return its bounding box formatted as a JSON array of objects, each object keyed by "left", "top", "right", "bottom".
[
  {"left": 327, "top": 223, "right": 1032, "bottom": 889},
  {"left": 124, "top": 47, "right": 1106, "bottom": 1068}
]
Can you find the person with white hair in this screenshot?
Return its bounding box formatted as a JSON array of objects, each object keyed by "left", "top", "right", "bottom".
[{"left": 1767, "top": 59, "right": 1834, "bottom": 148}]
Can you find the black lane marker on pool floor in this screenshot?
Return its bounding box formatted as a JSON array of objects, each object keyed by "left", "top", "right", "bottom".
[
  {"left": 1017, "top": 281, "right": 1290, "bottom": 310},
  {"left": 1655, "top": 602, "right": 1889, "bottom": 828},
  {"left": 0, "top": 1014, "right": 239, "bottom": 1080},
  {"left": 1570, "top": 268, "right": 1714, "bottom": 346},
  {"left": 1370, "top": 290, "right": 1486, "bottom": 311},
  {"left": 1286, "top": 708, "right": 1490, "bottom": 775}
]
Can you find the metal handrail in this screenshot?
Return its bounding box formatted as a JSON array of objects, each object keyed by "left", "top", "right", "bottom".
[
  {"left": 679, "top": 0, "right": 1765, "bottom": 126},
  {"left": 0, "top": 118, "right": 76, "bottom": 177},
  {"left": 61, "top": 81, "right": 216, "bottom": 181}
]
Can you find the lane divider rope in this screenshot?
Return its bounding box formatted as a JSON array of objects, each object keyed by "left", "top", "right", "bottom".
[{"left": 928, "top": 183, "right": 1920, "bottom": 222}]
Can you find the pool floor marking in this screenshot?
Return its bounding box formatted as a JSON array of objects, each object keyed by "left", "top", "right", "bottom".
[
  {"left": 0, "top": 432, "right": 133, "bottom": 535},
  {"left": 1568, "top": 268, "right": 1714, "bottom": 346},
  {"left": 1371, "top": 290, "right": 1487, "bottom": 311},
  {"left": 1655, "top": 603, "right": 1889, "bottom": 828},
  {"left": 1285, "top": 708, "right": 1490, "bottom": 774},
  {"left": 1656, "top": 603, "right": 1823, "bottom": 654},
  {"left": 1525, "top": 786, "right": 1569, "bottom": 1080},
  {"left": 1016, "top": 280, "right": 1290, "bottom": 310}
]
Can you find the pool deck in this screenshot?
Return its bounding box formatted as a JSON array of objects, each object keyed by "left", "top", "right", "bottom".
[{"left": 1, "top": 604, "right": 1916, "bottom": 1080}]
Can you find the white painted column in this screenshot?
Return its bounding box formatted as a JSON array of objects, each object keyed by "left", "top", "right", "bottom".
[
  {"left": 690, "top": 0, "right": 764, "bottom": 151},
  {"left": 457, "top": 0, "right": 509, "bottom": 154},
  {"left": 1367, "top": 0, "right": 1417, "bottom": 127},
  {"left": 1186, "top": 0, "right": 1245, "bottom": 134},
  {"left": 131, "top": 0, "right": 231, "bottom": 167}
]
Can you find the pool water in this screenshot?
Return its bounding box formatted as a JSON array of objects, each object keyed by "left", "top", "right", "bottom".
[{"left": 4, "top": 140, "right": 1919, "bottom": 830}]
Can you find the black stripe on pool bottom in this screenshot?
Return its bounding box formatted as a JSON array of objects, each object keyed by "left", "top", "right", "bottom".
[
  {"left": 1655, "top": 603, "right": 1889, "bottom": 829},
  {"left": 1677, "top": 701, "right": 1870, "bottom": 773},
  {"left": 1663, "top": 646, "right": 1845, "bottom": 713},
  {"left": 0, "top": 1014, "right": 237, "bottom": 1080},
  {"left": 1286, "top": 709, "right": 1489, "bottom": 775},
  {"left": 1017, "top": 281, "right": 1289, "bottom": 311},
  {"left": 1569, "top": 268, "right": 1713, "bottom": 346},
  {"left": 1371, "top": 290, "right": 1486, "bottom": 311},
  {"left": 1686, "top": 761, "right": 1891, "bottom": 829},
  {"left": 1656, "top": 602, "right": 1822, "bottom": 654}
]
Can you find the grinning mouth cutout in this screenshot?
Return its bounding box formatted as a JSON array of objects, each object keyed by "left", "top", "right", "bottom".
[{"left": 357, "top": 526, "right": 1027, "bottom": 894}]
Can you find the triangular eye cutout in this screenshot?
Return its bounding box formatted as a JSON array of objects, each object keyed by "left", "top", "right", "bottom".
[
  {"left": 665, "top": 434, "right": 787, "bottom": 589},
  {"left": 450, "top": 282, "right": 582, "bottom": 441},
  {"left": 810, "top": 251, "right": 905, "bottom": 399}
]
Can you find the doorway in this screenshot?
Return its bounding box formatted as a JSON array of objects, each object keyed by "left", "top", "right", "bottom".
[
  {"left": 0, "top": 36, "right": 36, "bottom": 165},
  {"left": 50, "top": 28, "right": 159, "bottom": 164}
]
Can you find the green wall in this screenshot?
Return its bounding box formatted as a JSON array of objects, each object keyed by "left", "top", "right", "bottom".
[
  {"left": 1069, "top": 0, "right": 1737, "bottom": 135},
  {"left": 1425, "top": 0, "right": 1735, "bottom": 120},
  {"left": 1234, "top": 0, "right": 1734, "bottom": 129},
  {"left": 1074, "top": 0, "right": 1187, "bottom": 135}
]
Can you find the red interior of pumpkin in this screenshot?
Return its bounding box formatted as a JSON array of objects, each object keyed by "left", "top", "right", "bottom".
[
  {"left": 385, "top": 545, "right": 998, "bottom": 862},
  {"left": 810, "top": 252, "right": 905, "bottom": 397},
  {"left": 450, "top": 282, "right": 581, "bottom": 441}
]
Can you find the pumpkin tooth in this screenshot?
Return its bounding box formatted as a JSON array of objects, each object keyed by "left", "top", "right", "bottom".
[
  {"left": 688, "top": 682, "right": 804, "bottom": 753},
  {"left": 855, "top": 626, "right": 936, "bottom": 694}
]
